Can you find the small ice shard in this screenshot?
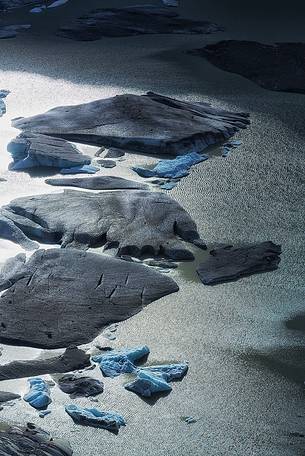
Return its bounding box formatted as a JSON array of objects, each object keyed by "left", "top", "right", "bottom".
[
  {"left": 104, "top": 148, "right": 125, "bottom": 159},
  {"left": 124, "top": 370, "right": 172, "bottom": 397},
  {"left": 60, "top": 164, "right": 99, "bottom": 174},
  {"left": 48, "top": 0, "right": 69, "bottom": 8},
  {"left": 58, "top": 374, "right": 104, "bottom": 397},
  {"left": 30, "top": 5, "right": 46, "bottom": 13},
  {"left": 182, "top": 416, "right": 197, "bottom": 424},
  {"left": 65, "top": 404, "right": 126, "bottom": 433},
  {"left": 160, "top": 181, "right": 177, "bottom": 190},
  {"left": 143, "top": 259, "right": 178, "bottom": 269},
  {"left": 162, "top": 0, "right": 178, "bottom": 6},
  {"left": 39, "top": 409, "right": 52, "bottom": 418},
  {"left": 24, "top": 377, "right": 52, "bottom": 410},
  {"left": 141, "top": 363, "right": 188, "bottom": 381},
  {"left": 92, "top": 345, "right": 149, "bottom": 377},
  {"left": 133, "top": 152, "right": 208, "bottom": 180}
]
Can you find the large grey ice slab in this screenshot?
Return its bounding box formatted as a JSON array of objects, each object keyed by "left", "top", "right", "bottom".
[
  {"left": 57, "top": 5, "right": 222, "bottom": 41},
  {"left": 8, "top": 132, "right": 91, "bottom": 171},
  {"left": 0, "top": 248, "right": 178, "bottom": 348},
  {"left": 3, "top": 189, "right": 203, "bottom": 259},
  {"left": 191, "top": 40, "right": 305, "bottom": 94},
  {"left": 197, "top": 241, "right": 281, "bottom": 285},
  {"left": 0, "top": 347, "right": 90, "bottom": 380},
  {"left": 0, "top": 423, "right": 72, "bottom": 456},
  {"left": 12, "top": 92, "right": 250, "bottom": 156},
  {"left": 45, "top": 175, "right": 148, "bottom": 190}
]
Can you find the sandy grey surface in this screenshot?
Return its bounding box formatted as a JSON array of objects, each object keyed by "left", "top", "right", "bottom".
[{"left": 0, "top": 1, "right": 304, "bottom": 455}]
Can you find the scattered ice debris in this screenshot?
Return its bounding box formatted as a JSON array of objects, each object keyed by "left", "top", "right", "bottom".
[
  {"left": 23, "top": 377, "right": 52, "bottom": 410},
  {"left": 125, "top": 370, "right": 172, "bottom": 397},
  {"left": 221, "top": 139, "right": 242, "bottom": 157},
  {"left": 0, "top": 89, "right": 9, "bottom": 116},
  {"left": 39, "top": 409, "right": 52, "bottom": 418},
  {"left": 60, "top": 164, "right": 99, "bottom": 174},
  {"left": 133, "top": 152, "right": 208, "bottom": 180},
  {"left": 65, "top": 404, "right": 126, "bottom": 433},
  {"left": 182, "top": 416, "right": 197, "bottom": 424},
  {"left": 58, "top": 374, "right": 104, "bottom": 398},
  {"left": 92, "top": 345, "right": 150, "bottom": 378}
]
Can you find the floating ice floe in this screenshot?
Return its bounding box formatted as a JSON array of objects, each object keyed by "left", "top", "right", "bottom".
[
  {"left": 58, "top": 374, "right": 104, "bottom": 398},
  {"left": 24, "top": 377, "right": 52, "bottom": 410},
  {"left": 65, "top": 404, "right": 126, "bottom": 433},
  {"left": 125, "top": 370, "right": 172, "bottom": 397},
  {"left": 124, "top": 363, "right": 188, "bottom": 397}
]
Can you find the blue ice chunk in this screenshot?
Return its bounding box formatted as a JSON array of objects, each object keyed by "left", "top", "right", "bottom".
[
  {"left": 124, "top": 370, "right": 172, "bottom": 397},
  {"left": 23, "top": 378, "right": 52, "bottom": 410},
  {"left": 160, "top": 181, "right": 177, "bottom": 191},
  {"left": 92, "top": 345, "right": 150, "bottom": 378},
  {"left": 39, "top": 410, "right": 52, "bottom": 418},
  {"left": 0, "top": 90, "right": 9, "bottom": 117},
  {"left": 133, "top": 152, "right": 208, "bottom": 180},
  {"left": 131, "top": 167, "right": 154, "bottom": 178},
  {"left": 141, "top": 363, "right": 188, "bottom": 382},
  {"left": 228, "top": 140, "right": 242, "bottom": 147},
  {"left": 65, "top": 404, "right": 126, "bottom": 433},
  {"left": 60, "top": 164, "right": 99, "bottom": 174},
  {"left": 221, "top": 140, "right": 242, "bottom": 157}
]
